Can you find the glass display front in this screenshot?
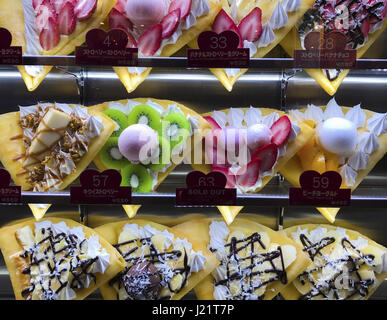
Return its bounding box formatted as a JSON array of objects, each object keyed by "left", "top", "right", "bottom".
[{"left": 0, "top": 0, "right": 386, "bottom": 302}]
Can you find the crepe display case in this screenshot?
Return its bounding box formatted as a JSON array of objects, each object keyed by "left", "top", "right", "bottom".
[{"left": 0, "top": 0, "right": 387, "bottom": 301}]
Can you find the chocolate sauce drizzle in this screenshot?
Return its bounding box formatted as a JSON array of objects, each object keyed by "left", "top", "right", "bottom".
[
  {"left": 20, "top": 227, "right": 98, "bottom": 300},
  {"left": 110, "top": 236, "right": 190, "bottom": 300},
  {"left": 299, "top": 0, "right": 386, "bottom": 49},
  {"left": 211, "top": 232, "right": 288, "bottom": 300},
  {"left": 297, "top": 233, "right": 376, "bottom": 300},
  {"left": 298, "top": 0, "right": 386, "bottom": 81}
]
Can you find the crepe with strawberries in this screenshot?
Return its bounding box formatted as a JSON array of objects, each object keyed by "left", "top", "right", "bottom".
[
  {"left": 0, "top": 0, "right": 116, "bottom": 91},
  {"left": 108, "top": 0, "right": 222, "bottom": 93},
  {"left": 280, "top": 0, "right": 387, "bottom": 96},
  {"left": 280, "top": 98, "right": 387, "bottom": 223},
  {"left": 190, "top": 107, "right": 315, "bottom": 224},
  {"left": 189, "top": 0, "right": 315, "bottom": 91}
]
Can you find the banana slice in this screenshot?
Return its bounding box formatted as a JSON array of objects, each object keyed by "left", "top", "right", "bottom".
[
  {"left": 23, "top": 109, "right": 71, "bottom": 170},
  {"left": 15, "top": 226, "right": 35, "bottom": 248}
]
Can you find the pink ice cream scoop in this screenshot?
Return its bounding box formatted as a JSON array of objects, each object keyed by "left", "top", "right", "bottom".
[
  {"left": 247, "top": 124, "right": 272, "bottom": 151},
  {"left": 125, "top": 0, "right": 168, "bottom": 28},
  {"left": 118, "top": 124, "right": 159, "bottom": 163}
]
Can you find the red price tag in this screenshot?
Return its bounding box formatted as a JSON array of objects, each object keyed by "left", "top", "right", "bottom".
[
  {"left": 0, "top": 169, "right": 21, "bottom": 203},
  {"left": 294, "top": 31, "right": 356, "bottom": 69},
  {"left": 75, "top": 29, "right": 138, "bottom": 66},
  {"left": 0, "top": 28, "right": 22, "bottom": 65},
  {"left": 187, "top": 30, "right": 250, "bottom": 68},
  {"left": 70, "top": 169, "right": 131, "bottom": 205},
  {"left": 176, "top": 171, "right": 236, "bottom": 206},
  {"left": 289, "top": 170, "right": 351, "bottom": 207}
]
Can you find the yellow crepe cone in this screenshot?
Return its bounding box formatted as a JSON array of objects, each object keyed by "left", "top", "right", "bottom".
[
  {"left": 122, "top": 205, "right": 141, "bottom": 219},
  {"left": 280, "top": 19, "right": 387, "bottom": 96},
  {"left": 191, "top": 107, "right": 315, "bottom": 223},
  {"left": 0, "top": 0, "right": 116, "bottom": 91},
  {"left": 281, "top": 105, "right": 387, "bottom": 223},
  {"left": 113, "top": 0, "right": 222, "bottom": 93},
  {"left": 92, "top": 98, "right": 211, "bottom": 218},
  {"left": 217, "top": 206, "right": 243, "bottom": 225},
  {"left": 189, "top": 0, "right": 315, "bottom": 91},
  {"left": 0, "top": 104, "right": 116, "bottom": 219},
  {"left": 27, "top": 204, "right": 52, "bottom": 221}
]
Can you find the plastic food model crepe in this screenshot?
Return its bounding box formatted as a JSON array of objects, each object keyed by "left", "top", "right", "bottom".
[
  {"left": 280, "top": 98, "right": 387, "bottom": 223},
  {"left": 281, "top": 0, "right": 387, "bottom": 96},
  {"left": 0, "top": 218, "right": 126, "bottom": 300},
  {"left": 92, "top": 98, "right": 211, "bottom": 219},
  {"left": 188, "top": 0, "right": 315, "bottom": 92},
  {"left": 173, "top": 218, "right": 311, "bottom": 300},
  {"left": 0, "top": 102, "right": 116, "bottom": 220},
  {"left": 107, "top": 0, "right": 222, "bottom": 93},
  {"left": 280, "top": 224, "right": 387, "bottom": 300},
  {"left": 94, "top": 219, "right": 218, "bottom": 300},
  {"left": 1, "top": 0, "right": 116, "bottom": 92},
  {"left": 191, "top": 107, "right": 314, "bottom": 224}
]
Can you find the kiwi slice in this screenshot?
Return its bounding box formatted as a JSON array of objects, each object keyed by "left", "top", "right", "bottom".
[
  {"left": 99, "top": 137, "right": 129, "bottom": 170},
  {"left": 104, "top": 109, "right": 129, "bottom": 137},
  {"left": 147, "top": 136, "right": 171, "bottom": 171},
  {"left": 163, "top": 112, "right": 191, "bottom": 151},
  {"left": 121, "top": 164, "right": 153, "bottom": 193},
  {"left": 127, "top": 104, "right": 162, "bottom": 134}
]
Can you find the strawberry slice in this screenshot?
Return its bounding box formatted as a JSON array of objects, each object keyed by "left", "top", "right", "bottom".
[
  {"left": 125, "top": 32, "right": 138, "bottom": 48},
  {"left": 35, "top": 1, "right": 57, "bottom": 33},
  {"left": 229, "top": 24, "right": 243, "bottom": 48},
  {"left": 238, "top": 7, "right": 262, "bottom": 42},
  {"left": 212, "top": 166, "right": 236, "bottom": 188},
  {"left": 114, "top": 0, "right": 127, "bottom": 13},
  {"left": 138, "top": 24, "right": 162, "bottom": 56},
  {"left": 74, "top": 0, "right": 97, "bottom": 21},
  {"left": 39, "top": 17, "right": 60, "bottom": 51},
  {"left": 212, "top": 9, "right": 242, "bottom": 47},
  {"left": 212, "top": 9, "right": 237, "bottom": 34},
  {"left": 251, "top": 143, "right": 278, "bottom": 173},
  {"left": 270, "top": 115, "right": 291, "bottom": 147},
  {"left": 161, "top": 9, "right": 181, "bottom": 39},
  {"left": 33, "top": 0, "right": 44, "bottom": 10},
  {"left": 204, "top": 116, "right": 221, "bottom": 130},
  {"left": 236, "top": 158, "right": 261, "bottom": 188},
  {"left": 50, "top": 0, "right": 77, "bottom": 13},
  {"left": 58, "top": 2, "right": 76, "bottom": 35},
  {"left": 169, "top": 0, "right": 192, "bottom": 19},
  {"left": 361, "top": 16, "right": 371, "bottom": 37},
  {"left": 109, "top": 8, "right": 133, "bottom": 32}
]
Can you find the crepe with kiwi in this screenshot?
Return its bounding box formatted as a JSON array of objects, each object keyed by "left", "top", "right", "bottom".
[
  {"left": 188, "top": 0, "right": 315, "bottom": 92},
  {"left": 190, "top": 107, "right": 315, "bottom": 225},
  {"left": 92, "top": 98, "right": 211, "bottom": 219},
  {"left": 0, "top": 217, "right": 126, "bottom": 300},
  {"left": 0, "top": 102, "right": 116, "bottom": 220},
  {"left": 94, "top": 219, "right": 219, "bottom": 300},
  {"left": 173, "top": 217, "right": 311, "bottom": 300},
  {"left": 109, "top": 0, "right": 222, "bottom": 93},
  {"left": 280, "top": 224, "right": 387, "bottom": 300},
  {"left": 2, "top": 0, "right": 116, "bottom": 92},
  {"left": 280, "top": 99, "right": 387, "bottom": 223}
]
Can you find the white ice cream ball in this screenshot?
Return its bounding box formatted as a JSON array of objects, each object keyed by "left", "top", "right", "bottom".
[
  {"left": 246, "top": 124, "right": 272, "bottom": 151},
  {"left": 118, "top": 124, "right": 159, "bottom": 163},
  {"left": 317, "top": 117, "right": 358, "bottom": 156}
]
